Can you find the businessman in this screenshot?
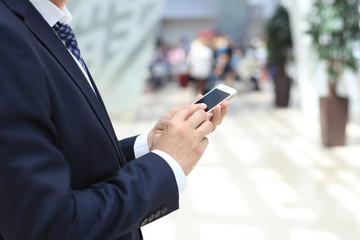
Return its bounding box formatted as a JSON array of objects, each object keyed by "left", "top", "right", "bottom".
[{"left": 0, "top": 0, "right": 229, "bottom": 239}]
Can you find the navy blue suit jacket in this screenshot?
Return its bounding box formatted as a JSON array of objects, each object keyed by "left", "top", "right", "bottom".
[{"left": 0, "top": 0, "right": 179, "bottom": 239}]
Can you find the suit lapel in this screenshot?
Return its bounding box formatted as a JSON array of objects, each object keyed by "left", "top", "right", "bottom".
[
  {"left": 3, "top": 0, "right": 126, "bottom": 166},
  {"left": 85, "top": 68, "right": 127, "bottom": 166}
]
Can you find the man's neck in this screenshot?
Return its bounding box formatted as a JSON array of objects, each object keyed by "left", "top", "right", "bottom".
[{"left": 50, "top": 0, "right": 67, "bottom": 8}]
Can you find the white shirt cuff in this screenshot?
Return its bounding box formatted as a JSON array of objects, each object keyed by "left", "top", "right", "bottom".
[
  {"left": 152, "top": 150, "right": 186, "bottom": 194},
  {"left": 134, "top": 133, "right": 150, "bottom": 159},
  {"left": 134, "top": 133, "right": 186, "bottom": 194}
]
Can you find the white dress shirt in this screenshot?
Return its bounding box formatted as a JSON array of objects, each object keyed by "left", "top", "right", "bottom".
[{"left": 28, "top": 0, "right": 186, "bottom": 194}]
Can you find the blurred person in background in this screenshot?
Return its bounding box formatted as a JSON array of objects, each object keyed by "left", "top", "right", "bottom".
[
  {"left": 213, "top": 52, "right": 236, "bottom": 89},
  {"left": 167, "top": 41, "right": 187, "bottom": 87},
  {"left": 148, "top": 39, "right": 171, "bottom": 90},
  {"left": 250, "top": 36, "right": 268, "bottom": 86},
  {"left": 0, "top": 0, "right": 230, "bottom": 239},
  {"left": 210, "top": 35, "right": 236, "bottom": 89},
  {"left": 230, "top": 48, "right": 244, "bottom": 81},
  {"left": 236, "top": 42, "right": 263, "bottom": 91},
  {"left": 186, "top": 30, "right": 214, "bottom": 95}
]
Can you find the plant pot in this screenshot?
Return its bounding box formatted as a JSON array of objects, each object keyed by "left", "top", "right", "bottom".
[
  {"left": 319, "top": 96, "right": 348, "bottom": 147},
  {"left": 272, "top": 64, "right": 291, "bottom": 107}
]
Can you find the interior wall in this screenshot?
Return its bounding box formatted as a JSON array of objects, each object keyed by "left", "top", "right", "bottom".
[
  {"left": 67, "top": 0, "right": 166, "bottom": 115},
  {"left": 159, "top": 18, "right": 215, "bottom": 46}
]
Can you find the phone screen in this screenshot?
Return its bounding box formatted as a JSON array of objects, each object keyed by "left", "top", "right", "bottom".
[{"left": 194, "top": 88, "right": 230, "bottom": 112}]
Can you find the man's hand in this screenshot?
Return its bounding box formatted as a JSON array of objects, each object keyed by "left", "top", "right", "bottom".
[
  {"left": 152, "top": 104, "right": 212, "bottom": 176},
  {"left": 209, "top": 100, "right": 230, "bottom": 132},
  {"left": 147, "top": 106, "right": 181, "bottom": 152},
  {"left": 148, "top": 99, "right": 230, "bottom": 176},
  {"left": 148, "top": 96, "right": 229, "bottom": 152}
]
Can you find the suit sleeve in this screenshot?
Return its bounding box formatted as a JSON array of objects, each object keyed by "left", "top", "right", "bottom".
[
  {"left": 119, "top": 136, "right": 138, "bottom": 162},
  {"left": 0, "top": 21, "right": 179, "bottom": 240}
]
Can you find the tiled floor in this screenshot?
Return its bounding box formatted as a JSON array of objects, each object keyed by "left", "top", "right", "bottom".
[{"left": 111, "top": 81, "right": 360, "bottom": 240}]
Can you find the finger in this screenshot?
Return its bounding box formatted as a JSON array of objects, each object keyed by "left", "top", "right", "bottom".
[
  {"left": 175, "top": 103, "right": 207, "bottom": 121},
  {"left": 219, "top": 101, "right": 230, "bottom": 123},
  {"left": 189, "top": 109, "right": 209, "bottom": 128},
  {"left": 210, "top": 105, "right": 222, "bottom": 130},
  {"left": 192, "top": 94, "right": 203, "bottom": 103},
  {"left": 198, "top": 136, "right": 209, "bottom": 153},
  {"left": 201, "top": 136, "right": 209, "bottom": 146},
  {"left": 168, "top": 106, "right": 183, "bottom": 118},
  {"left": 221, "top": 100, "right": 230, "bottom": 110},
  {"left": 196, "top": 120, "right": 214, "bottom": 137},
  {"left": 170, "top": 106, "right": 183, "bottom": 113}
]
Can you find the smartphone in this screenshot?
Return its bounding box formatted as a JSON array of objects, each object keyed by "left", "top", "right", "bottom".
[{"left": 193, "top": 84, "right": 237, "bottom": 112}]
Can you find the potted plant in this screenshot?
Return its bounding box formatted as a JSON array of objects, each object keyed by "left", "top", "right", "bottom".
[
  {"left": 266, "top": 5, "right": 293, "bottom": 107},
  {"left": 307, "top": 0, "right": 360, "bottom": 146}
]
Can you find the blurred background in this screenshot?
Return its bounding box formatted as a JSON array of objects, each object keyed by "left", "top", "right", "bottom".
[{"left": 67, "top": 0, "right": 360, "bottom": 239}]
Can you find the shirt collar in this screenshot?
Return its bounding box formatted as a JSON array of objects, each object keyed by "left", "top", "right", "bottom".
[{"left": 28, "top": 0, "right": 72, "bottom": 27}]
